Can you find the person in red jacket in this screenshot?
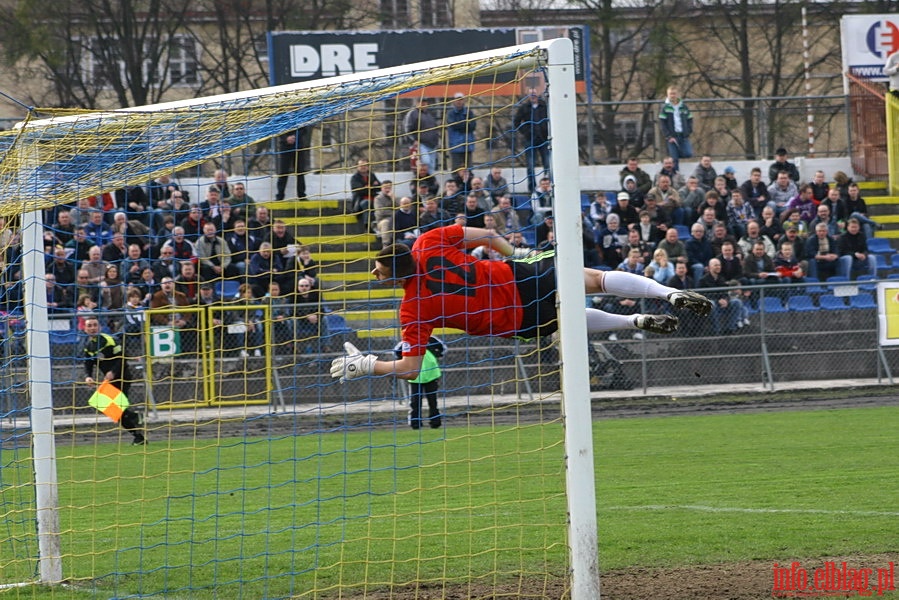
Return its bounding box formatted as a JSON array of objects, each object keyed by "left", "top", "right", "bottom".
[{"left": 330, "top": 225, "right": 712, "bottom": 382}]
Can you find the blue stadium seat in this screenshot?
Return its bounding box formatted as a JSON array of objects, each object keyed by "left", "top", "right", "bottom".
[
  {"left": 580, "top": 192, "right": 592, "bottom": 211},
  {"left": 891, "top": 253, "right": 899, "bottom": 269},
  {"left": 875, "top": 253, "right": 891, "bottom": 273},
  {"left": 674, "top": 225, "right": 691, "bottom": 240},
  {"left": 787, "top": 295, "right": 818, "bottom": 312},
  {"left": 760, "top": 296, "right": 787, "bottom": 313},
  {"left": 215, "top": 280, "right": 240, "bottom": 299},
  {"left": 818, "top": 295, "right": 849, "bottom": 310},
  {"left": 866, "top": 238, "right": 892, "bottom": 254},
  {"left": 849, "top": 293, "right": 877, "bottom": 309},
  {"left": 802, "top": 277, "right": 826, "bottom": 295},
  {"left": 324, "top": 313, "right": 353, "bottom": 335},
  {"left": 856, "top": 275, "right": 878, "bottom": 291}
]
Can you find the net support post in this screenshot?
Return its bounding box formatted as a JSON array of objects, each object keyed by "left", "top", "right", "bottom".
[
  {"left": 545, "top": 37, "right": 601, "bottom": 599},
  {"left": 21, "top": 209, "right": 63, "bottom": 584}
]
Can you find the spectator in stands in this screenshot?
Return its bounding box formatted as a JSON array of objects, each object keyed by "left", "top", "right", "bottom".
[
  {"left": 446, "top": 93, "right": 477, "bottom": 171},
  {"left": 43, "top": 273, "right": 71, "bottom": 313},
  {"left": 161, "top": 226, "right": 196, "bottom": 261},
  {"left": 697, "top": 190, "right": 728, "bottom": 225},
  {"left": 495, "top": 194, "right": 522, "bottom": 234},
  {"left": 484, "top": 166, "right": 508, "bottom": 204},
  {"left": 656, "top": 226, "right": 687, "bottom": 265},
  {"left": 50, "top": 209, "right": 76, "bottom": 246},
  {"left": 780, "top": 207, "right": 809, "bottom": 240},
  {"left": 667, "top": 260, "right": 692, "bottom": 289},
  {"left": 617, "top": 247, "right": 645, "bottom": 275},
  {"left": 175, "top": 261, "right": 200, "bottom": 303},
  {"left": 643, "top": 194, "right": 671, "bottom": 232},
  {"left": 225, "top": 219, "right": 260, "bottom": 276},
  {"left": 610, "top": 191, "right": 638, "bottom": 230},
  {"left": 620, "top": 174, "right": 645, "bottom": 208},
  {"left": 507, "top": 230, "right": 531, "bottom": 253},
  {"left": 832, "top": 171, "right": 854, "bottom": 202},
  {"left": 588, "top": 192, "right": 611, "bottom": 230},
  {"left": 469, "top": 177, "right": 492, "bottom": 211},
  {"left": 450, "top": 166, "right": 474, "bottom": 196},
  {"left": 809, "top": 170, "right": 830, "bottom": 204},
  {"left": 292, "top": 245, "right": 319, "bottom": 289},
  {"left": 149, "top": 276, "right": 195, "bottom": 375},
  {"left": 808, "top": 203, "right": 840, "bottom": 239},
  {"left": 647, "top": 248, "right": 675, "bottom": 284},
  {"left": 778, "top": 226, "right": 808, "bottom": 264},
  {"left": 265, "top": 219, "right": 298, "bottom": 260},
  {"left": 263, "top": 280, "right": 292, "bottom": 348},
  {"left": 710, "top": 222, "right": 740, "bottom": 257},
  {"left": 146, "top": 173, "right": 180, "bottom": 208},
  {"left": 686, "top": 223, "right": 714, "bottom": 284},
  {"left": 350, "top": 159, "right": 382, "bottom": 229},
  {"left": 84, "top": 210, "right": 112, "bottom": 248},
  {"left": 678, "top": 176, "right": 705, "bottom": 227},
  {"left": 843, "top": 182, "right": 881, "bottom": 239},
  {"left": 695, "top": 206, "right": 722, "bottom": 240},
  {"left": 122, "top": 287, "right": 147, "bottom": 357},
  {"left": 656, "top": 155, "right": 685, "bottom": 190},
  {"left": 699, "top": 258, "right": 742, "bottom": 334},
  {"left": 211, "top": 169, "right": 232, "bottom": 199},
  {"left": 226, "top": 283, "right": 264, "bottom": 357},
  {"left": 712, "top": 176, "right": 732, "bottom": 207},
  {"left": 404, "top": 97, "right": 439, "bottom": 170},
  {"left": 372, "top": 184, "right": 396, "bottom": 249},
  {"left": 805, "top": 222, "right": 840, "bottom": 280},
  {"left": 82, "top": 246, "right": 108, "bottom": 286},
  {"left": 531, "top": 176, "right": 554, "bottom": 223},
  {"left": 619, "top": 157, "right": 652, "bottom": 196},
  {"left": 767, "top": 171, "right": 799, "bottom": 214},
  {"left": 726, "top": 188, "right": 756, "bottom": 240},
  {"left": 420, "top": 196, "right": 453, "bottom": 234},
  {"left": 275, "top": 127, "right": 308, "bottom": 201},
  {"left": 768, "top": 147, "right": 800, "bottom": 184},
  {"left": 513, "top": 88, "right": 550, "bottom": 194},
  {"left": 462, "top": 193, "right": 486, "bottom": 230},
  {"left": 116, "top": 185, "right": 151, "bottom": 227},
  {"left": 692, "top": 155, "right": 718, "bottom": 191},
  {"left": 101, "top": 232, "right": 128, "bottom": 265},
  {"left": 742, "top": 241, "right": 781, "bottom": 288},
  {"left": 229, "top": 182, "right": 256, "bottom": 223},
  {"left": 648, "top": 174, "right": 683, "bottom": 226},
  {"left": 837, "top": 218, "right": 877, "bottom": 279},
  {"left": 393, "top": 196, "right": 420, "bottom": 247},
  {"left": 785, "top": 183, "right": 817, "bottom": 225},
  {"left": 658, "top": 86, "right": 693, "bottom": 171},
  {"left": 773, "top": 241, "right": 805, "bottom": 284},
  {"left": 716, "top": 240, "right": 744, "bottom": 282},
  {"left": 821, "top": 186, "right": 846, "bottom": 224},
  {"left": 740, "top": 167, "right": 770, "bottom": 216},
  {"left": 212, "top": 201, "right": 236, "bottom": 234},
  {"left": 179, "top": 204, "right": 205, "bottom": 242},
  {"left": 624, "top": 227, "right": 652, "bottom": 265},
  {"left": 154, "top": 189, "right": 190, "bottom": 236},
  {"left": 111, "top": 211, "right": 150, "bottom": 252},
  {"left": 152, "top": 245, "right": 181, "bottom": 282},
  {"left": 46, "top": 245, "right": 76, "bottom": 287},
  {"left": 758, "top": 205, "right": 785, "bottom": 247},
  {"left": 722, "top": 166, "right": 739, "bottom": 191},
  {"left": 103, "top": 264, "right": 126, "bottom": 310},
  {"left": 195, "top": 222, "right": 233, "bottom": 281},
  {"left": 68, "top": 198, "right": 94, "bottom": 226},
  {"left": 536, "top": 212, "right": 555, "bottom": 250},
  {"left": 248, "top": 241, "right": 287, "bottom": 294},
  {"left": 737, "top": 220, "right": 776, "bottom": 258},
  {"left": 292, "top": 277, "right": 321, "bottom": 343},
  {"left": 135, "top": 266, "right": 160, "bottom": 304},
  {"left": 122, "top": 243, "right": 151, "bottom": 285}
]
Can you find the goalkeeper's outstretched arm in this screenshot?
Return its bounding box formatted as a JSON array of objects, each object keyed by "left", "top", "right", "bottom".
[{"left": 330, "top": 342, "right": 425, "bottom": 382}]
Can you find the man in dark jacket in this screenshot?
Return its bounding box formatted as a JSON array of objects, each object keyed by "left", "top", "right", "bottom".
[{"left": 513, "top": 88, "right": 550, "bottom": 194}]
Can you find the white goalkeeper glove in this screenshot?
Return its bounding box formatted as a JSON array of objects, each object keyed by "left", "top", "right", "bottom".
[
  {"left": 330, "top": 342, "right": 378, "bottom": 383},
  {"left": 510, "top": 247, "right": 534, "bottom": 259}
]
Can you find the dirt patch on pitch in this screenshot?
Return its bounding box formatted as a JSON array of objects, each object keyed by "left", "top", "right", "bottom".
[{"left": 352, "top": 552, "right": 897, "bottom": 599}]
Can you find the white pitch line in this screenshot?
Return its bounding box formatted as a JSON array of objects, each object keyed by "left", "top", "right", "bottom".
[{"left": 606, "top": 505, "right": 899, "bottom": 518}]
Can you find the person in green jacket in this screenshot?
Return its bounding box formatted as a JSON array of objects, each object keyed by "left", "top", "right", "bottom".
[{"left": 395, "top": 336, "right": 446, "bottom": 430}]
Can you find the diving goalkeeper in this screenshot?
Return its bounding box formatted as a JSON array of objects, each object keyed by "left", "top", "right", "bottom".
[{"left": 330, "top": 224, "right": 711, "bottom": 382}]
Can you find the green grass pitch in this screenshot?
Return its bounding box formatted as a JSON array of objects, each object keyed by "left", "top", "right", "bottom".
[{"left": 4, "top": 405, "right": 898, "bottom": 598}]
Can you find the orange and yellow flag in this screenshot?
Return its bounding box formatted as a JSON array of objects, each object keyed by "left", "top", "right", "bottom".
[{"left": 87, "top": 381, "right": 130, "bottom": 423}]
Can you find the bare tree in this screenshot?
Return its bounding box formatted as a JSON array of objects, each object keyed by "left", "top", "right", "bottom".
[{"left": 0, "top": 0, "right": 194, "bottom": 109}]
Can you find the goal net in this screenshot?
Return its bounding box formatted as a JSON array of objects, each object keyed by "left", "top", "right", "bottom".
[{"left": 0, "top": 38, "right": 597, "bottom": 599}]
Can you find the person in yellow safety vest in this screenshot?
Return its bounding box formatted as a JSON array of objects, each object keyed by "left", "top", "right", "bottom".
[{"left": 83, "top": 316, "right": 145, "bottom": 444}]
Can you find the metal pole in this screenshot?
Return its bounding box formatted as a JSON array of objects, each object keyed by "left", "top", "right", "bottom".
[
  {"left": 546, "top": 37, "right": 601, "bottom": 600},
  {"left": 21, "top": 210, "right": 63, "bottom": 584}
]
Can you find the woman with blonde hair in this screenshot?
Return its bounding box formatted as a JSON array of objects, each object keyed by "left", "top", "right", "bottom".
[{"left": 647, "top": 248, "right": 675, "bottom": 285}]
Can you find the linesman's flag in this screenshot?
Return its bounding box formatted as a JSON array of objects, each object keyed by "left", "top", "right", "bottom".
[{"left": 88, "top": 381, "right": 131, "bottom": 423}]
